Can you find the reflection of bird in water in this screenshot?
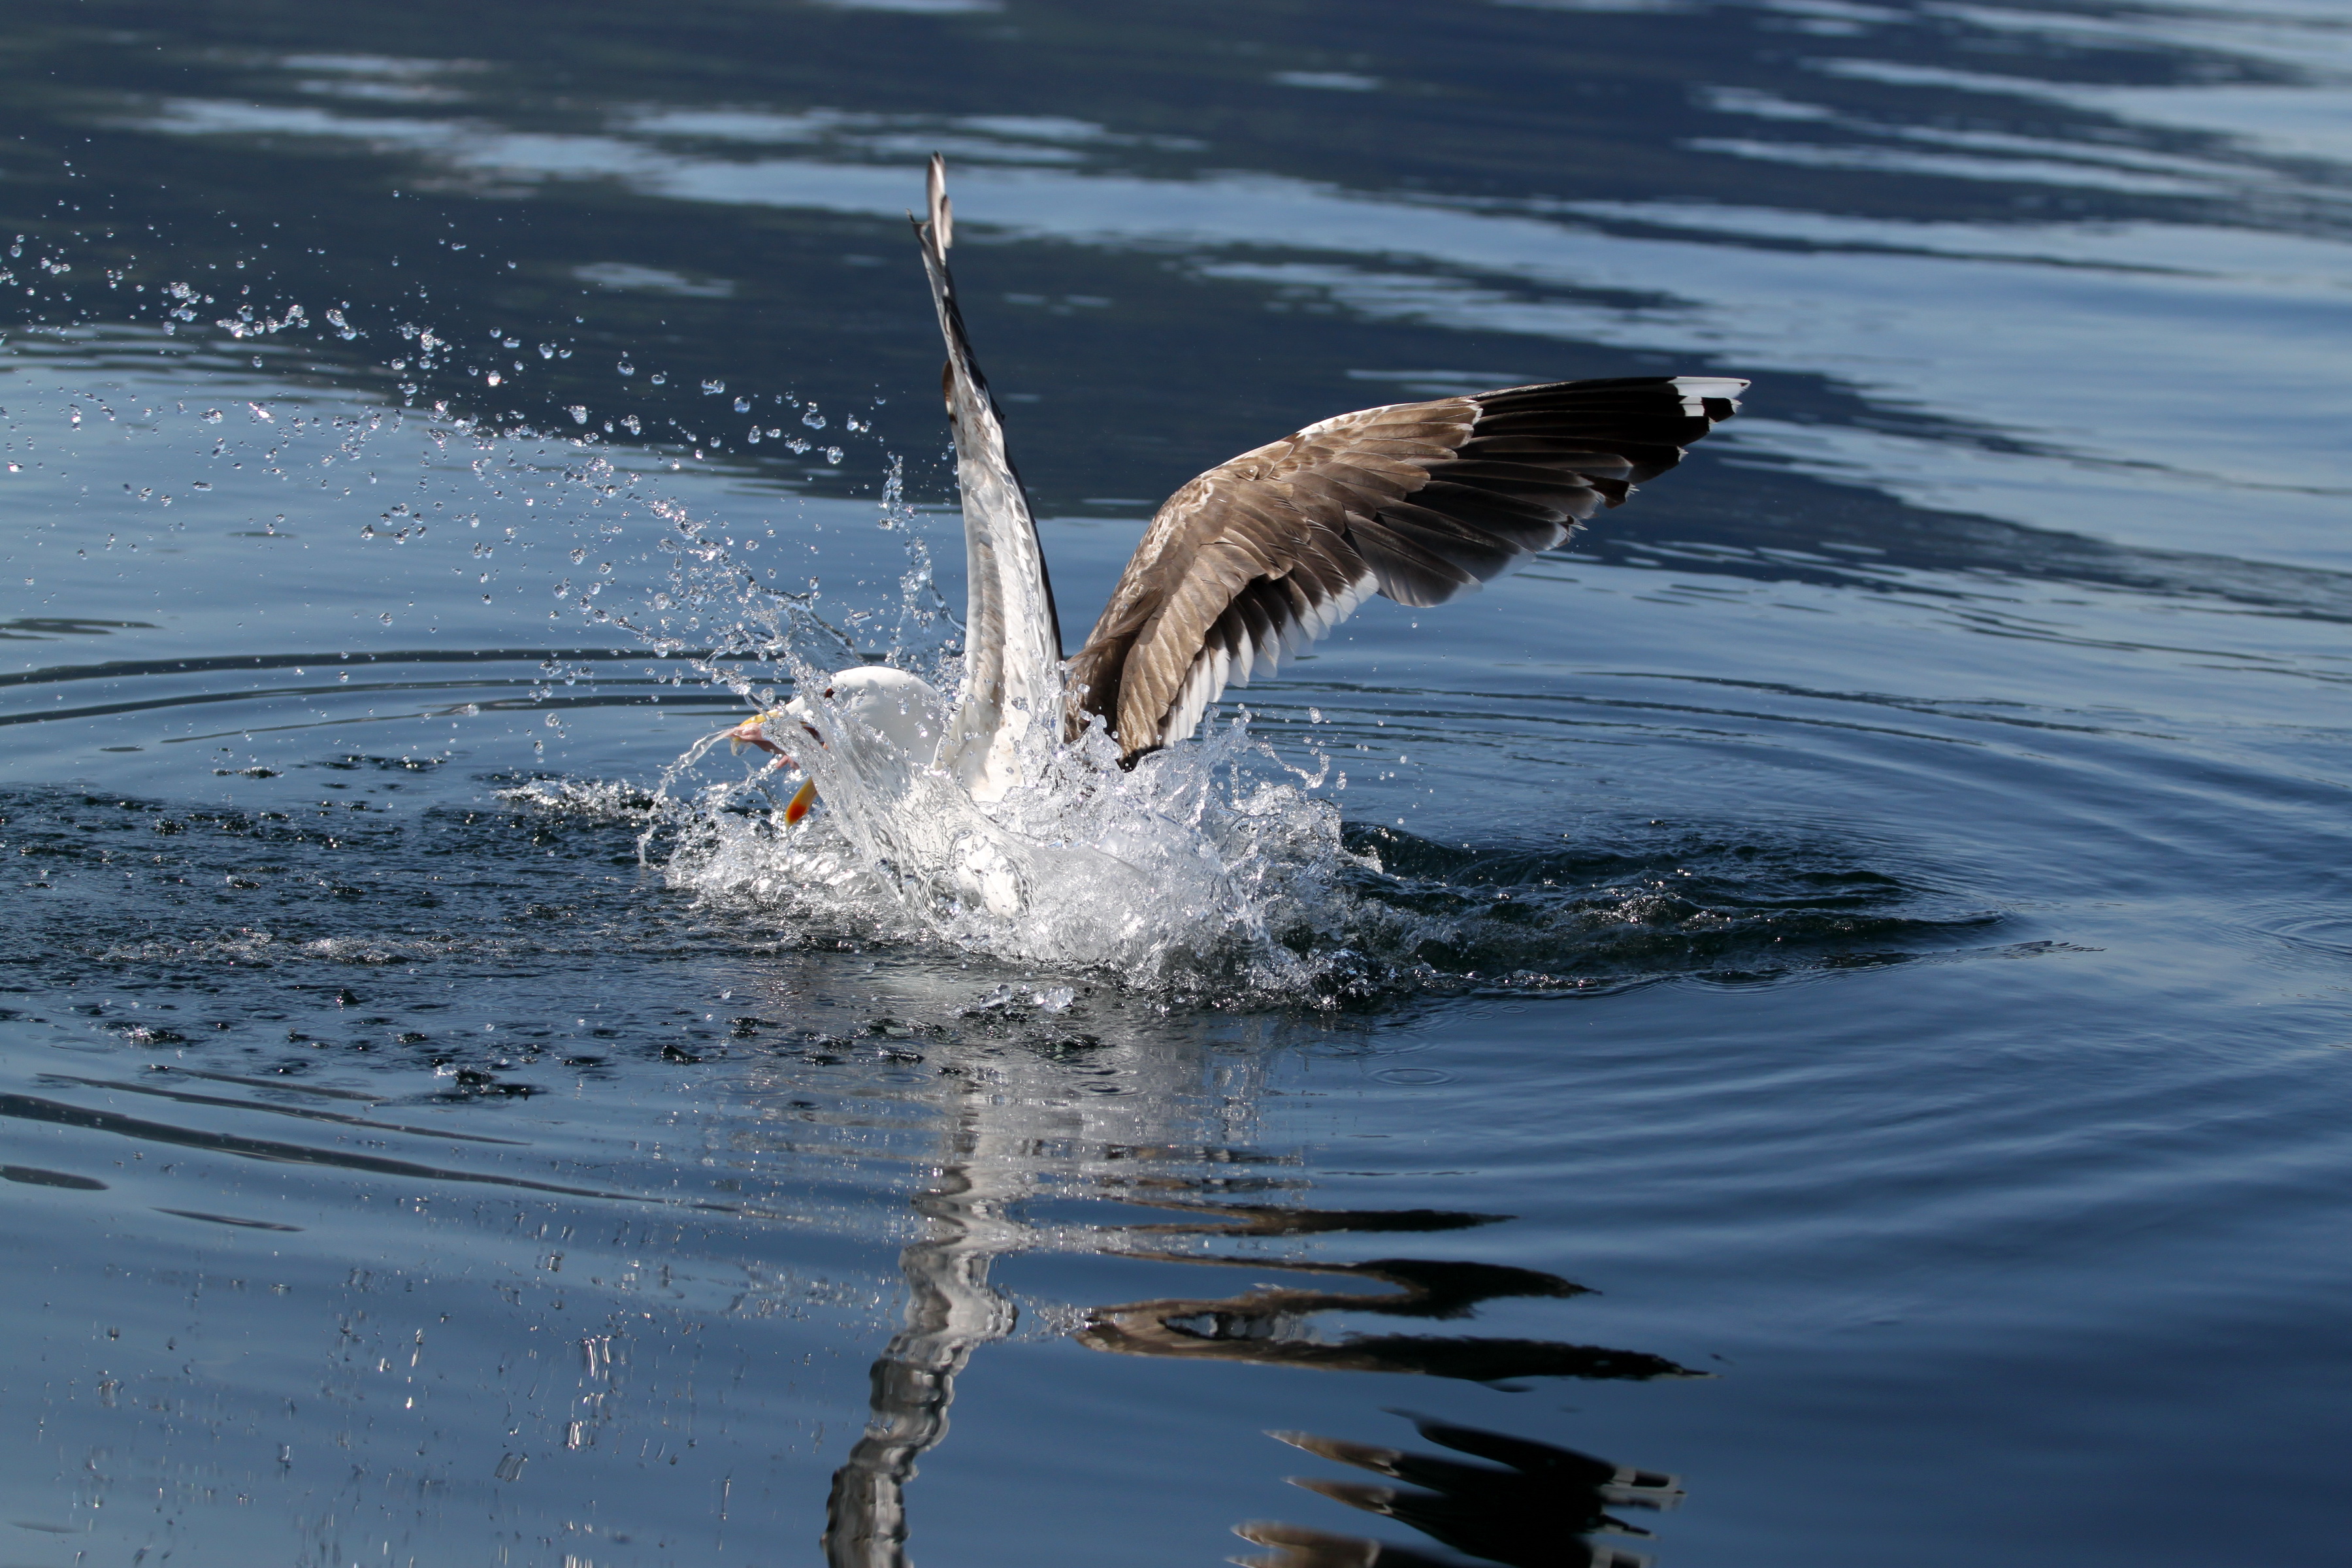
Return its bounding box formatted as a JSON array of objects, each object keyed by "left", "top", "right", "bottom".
[
  {"left": 1239, "top": 1413, "right": 1684, "bottom": 1568},
  {"left": 1073, "top": 1199, "right": 1690, "bottom": 1384},
  {"left": 812, "top": 1022, "right": 1693, "bottom": 1568},
  {"left": 818, "top": 1017, "right": 1228, "bottom": 1568},
  {"left": 819, "top": 1068, "right": 1026, "bottom": 1568},
  {"left": 728, "top": 155, "right": 1746, "bottom": 839}
]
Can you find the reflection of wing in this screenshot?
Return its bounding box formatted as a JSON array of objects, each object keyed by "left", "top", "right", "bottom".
[
  {"left": 1073, "top": 1200, "right": 1693, "bottom": 1381},
  {"left": 914, "top": 155, "right": 1066, "bottom": 799},
  {"left": 1069, "top": 377, "right": 1746, "bottom": 761},
  {"left": 823, "top": 1088, "right": 1021, "bottom": 1568},
  {"left": 1075, "top": 1252, "right": 1691, "bottom": 1382},
  {"left": 1239, "top": 1415, "right": 1684, "bottom": 1568},
  {"left": 817, "top": 1028, "right": 1693, "bottom": 1567},
  {"left": 820, "top": 1022, "right": 1232, "bottom": 1568},
  {"left": 1233, "top": 1522, "right": 1468, "bottom": 1568}
]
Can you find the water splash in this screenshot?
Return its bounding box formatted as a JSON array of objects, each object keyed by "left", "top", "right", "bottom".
[
  {"left": 528, "top": 428, "right": 1368, "bottom": 990},
  {"left": 656, "top": 703, "right": 1349, "bottom": 992}
]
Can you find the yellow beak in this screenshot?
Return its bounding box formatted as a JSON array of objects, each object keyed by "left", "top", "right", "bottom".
[{"left": 783, "top": 776, "right": 819, "bottom": 825}]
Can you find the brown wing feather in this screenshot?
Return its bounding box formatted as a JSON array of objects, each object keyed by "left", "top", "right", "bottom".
[{"left": 1069, "top": 376, "right": 1746, "bottom": 762}]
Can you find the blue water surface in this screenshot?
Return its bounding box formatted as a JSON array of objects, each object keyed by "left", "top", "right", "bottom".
[{"left": 1, "top": 3, "right": 2347, "bottom": 1565}]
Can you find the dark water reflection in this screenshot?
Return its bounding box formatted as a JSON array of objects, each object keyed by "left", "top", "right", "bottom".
[
  {"left": 1241, "top": 1415, "right": 1685, "bottom": 1568},
  {"left": 4, "top": 1, "right": 2351, "bottom": 1565},
  {"left": 821, "top": 1053, "right": 1690, "bottom": 1568}
]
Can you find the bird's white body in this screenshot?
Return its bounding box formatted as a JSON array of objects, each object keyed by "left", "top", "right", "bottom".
[
  {"left": 774, "top": 662, "right": 1252, "bottom": 934},
  {"left": 781, "top": 666, "right": 1023, "bottom": 917}
]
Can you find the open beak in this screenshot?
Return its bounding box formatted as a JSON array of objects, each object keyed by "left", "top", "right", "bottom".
[
  {"left": 725, "top": 713, "right": 822, "bottom": 823},
  {"left": 724, "top": 713, "right": 794, "bottom": 765}
]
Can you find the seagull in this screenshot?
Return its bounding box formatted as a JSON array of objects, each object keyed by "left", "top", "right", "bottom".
[{"left": 728, "top": 155, "right": 1746, "bottom": 823}]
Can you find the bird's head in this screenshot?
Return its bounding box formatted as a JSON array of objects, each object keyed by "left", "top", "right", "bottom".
[{"left": 732, "top": 666, "right": 949, "bottom": 823}]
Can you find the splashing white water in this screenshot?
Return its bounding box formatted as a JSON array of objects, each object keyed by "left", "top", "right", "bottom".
[
  {"left": 591, "top": 452, "right": 1352, "bottom": 990},
  {"left": 658, "top": 700, "right": 1348, "bottom": 988}
]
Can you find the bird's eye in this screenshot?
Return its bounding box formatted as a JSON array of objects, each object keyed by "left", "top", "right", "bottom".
[{"left": 822, "top": 687, "right": 834, "bottom": 698}]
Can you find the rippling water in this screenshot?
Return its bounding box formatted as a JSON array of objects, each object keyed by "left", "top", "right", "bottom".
[{"left": 3, "top": 3, "right": 2347, "bottom": 1565}]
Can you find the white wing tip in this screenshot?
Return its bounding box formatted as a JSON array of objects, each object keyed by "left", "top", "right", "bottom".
[
  {"left": 926, "top": 154, "right": 953, "bottom": 251},
  {"left": 1671, "top": 376, "right": 1748, "bottom": 417}
]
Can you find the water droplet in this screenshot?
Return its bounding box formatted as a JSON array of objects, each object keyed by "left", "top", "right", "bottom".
[
  {"left": 702, "top": 379, "right": 726, "bottom": 395},
  {"left": 732, "top": 396, "right": 749, "bottom": 413},
  {"left": 617, "top": 361, "right": 634, "bottom": 376}
]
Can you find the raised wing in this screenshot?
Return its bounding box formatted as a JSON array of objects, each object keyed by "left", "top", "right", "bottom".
[
  {"left": 914, "top": 154, "right": 1066, "bottom": 800},
  {"left": 1066, "top": 376, "right": 1747, "bottom": 761}
]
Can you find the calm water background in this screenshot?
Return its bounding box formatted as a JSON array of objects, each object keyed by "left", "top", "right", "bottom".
[{"left": 2, "top": 1, "right": 2348, "bottom": 1564}]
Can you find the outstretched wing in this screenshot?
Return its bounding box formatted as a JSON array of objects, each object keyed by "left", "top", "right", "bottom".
[
  {"left": 1067, "top": 376, "right": 1747, "bottom": 761},
  {"left": 914, "top": 154, "right": 1066, "bottom": 799}
]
